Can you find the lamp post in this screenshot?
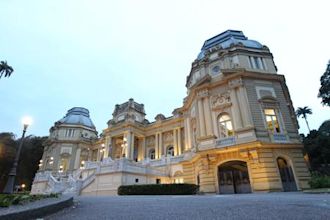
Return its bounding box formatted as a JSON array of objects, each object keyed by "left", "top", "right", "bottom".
[{"left": 3, "top": 116, "right": 32, "bottom": 194}]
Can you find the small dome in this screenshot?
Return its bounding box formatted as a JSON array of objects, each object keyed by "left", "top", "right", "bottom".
[
  {"left": 197, "top": 30, "right": 263, "bottom": 60},
  {"left": 57, "top": 107, "right": 96, "bottom": 129}
]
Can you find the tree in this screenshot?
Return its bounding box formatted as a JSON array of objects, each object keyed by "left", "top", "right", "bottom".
[
  {"left": 0, "top": 61, "right": 14, "bottom": 78},
  {"left": 0, "top": 133, "right": 46, "bottom": 191},
  {"left": 0, "top": 133, "right": 16, "bottom": 191},
  {"left": 303, "top": 120, "right": 330, "bottom": 175},
  {"left": 318, "top": 60, "right": 330, "bottom": 107},
  {"left": 296, "top": 106, "right": 312, "bottom": 133}
]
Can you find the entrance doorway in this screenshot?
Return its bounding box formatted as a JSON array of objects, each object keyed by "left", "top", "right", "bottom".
[
  {"left": 277, "top": 157, "right": 297, "bottom": 191},
  {"left": 218, "top": 161, "right": 251, "bottom": 194}
]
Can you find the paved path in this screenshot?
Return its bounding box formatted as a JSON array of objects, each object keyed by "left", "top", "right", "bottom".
[{"left": 46, "top": 193, "right": 330, "bottom": 220}]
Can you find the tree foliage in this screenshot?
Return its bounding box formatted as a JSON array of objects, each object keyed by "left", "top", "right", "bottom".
[
  {"left": 318, "top": 60, "right": 330, "bottom": 106},
  {"left": 0, "top": 61, "right": 14, "bottom": 78},
  {"left": 303, "top": 120, "right": 330, "bottom": 175},
  {"left": 0, "top": 133, "right": 46, "bottom": 191}
]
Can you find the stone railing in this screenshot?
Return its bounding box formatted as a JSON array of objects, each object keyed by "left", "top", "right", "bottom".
[
  {"left": 142, "top": 155, "right": 185, "bottom": 167},
  {"left": 33, "top": 155, "right": 190, "bottom": 195}
]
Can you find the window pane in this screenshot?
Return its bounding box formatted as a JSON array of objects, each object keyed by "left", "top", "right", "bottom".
[
  {"left": 226, "top": 121, "right": 233, "bottom": 131},
  {"left": 264, "top": 109, "right": 275, "bottom": 115},
  {"left": 219, "top": 114, "right": 230, "bottom": 122},
  {"left": 266, "top": 115, "right": 273, "bottom": 122}
]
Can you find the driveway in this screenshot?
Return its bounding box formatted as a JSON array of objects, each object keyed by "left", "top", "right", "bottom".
[{"left": 46, "top": 192, "right": 330, "bottom": 220}]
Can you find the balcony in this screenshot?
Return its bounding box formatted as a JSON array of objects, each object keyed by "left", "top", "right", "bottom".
[
  {"left": 272, "top": 133, "right": 288, "bottom": 143},
  {"left": 215, "top": 136, "right": 236, "bottom": 148}
]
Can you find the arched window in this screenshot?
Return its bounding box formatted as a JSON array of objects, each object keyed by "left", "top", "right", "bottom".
[
  {"left": 166, "top": 145, "right": 174, "bottom": 157},
  {"left": 218, "top": 114, "right": 234, "bottom": 137},
  {"left": 149, "top": 149, "right": 155, "bottom": 160}
]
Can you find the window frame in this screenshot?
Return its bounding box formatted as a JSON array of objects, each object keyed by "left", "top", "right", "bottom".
[
  {"left": 218, "top": 113, "right": 234, "bottom": 138},
  {"left": 149, "top": 149, "right": 155, "bottom": 160},
  {"left": 264, "top": 108, "right": 281, "bottom": 134}
]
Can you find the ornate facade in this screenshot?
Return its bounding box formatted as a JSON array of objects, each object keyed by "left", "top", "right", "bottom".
[{"left": 32, "top": 30, "right": 310, "bottom": 195}]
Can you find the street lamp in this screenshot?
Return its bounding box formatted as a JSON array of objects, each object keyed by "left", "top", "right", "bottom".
[{"left": 3, "top": 116, "right": 32, "bottom": 194}]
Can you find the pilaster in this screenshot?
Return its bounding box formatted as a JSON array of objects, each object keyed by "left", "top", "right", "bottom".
[
  {"left": 155, "top": 133, "right": 159, "bottom": 159},
  {"left": 197, "top": 98, "right": 206, "bottom": 137},
  {"left": 173, "top": 129, "right": 178, "bottom": 156},
  {"left": 177, "top": 128, "right": 182, "bottom": 155},
  {"left": 203, "top": 96, "right": 213, "bottom": 137}
]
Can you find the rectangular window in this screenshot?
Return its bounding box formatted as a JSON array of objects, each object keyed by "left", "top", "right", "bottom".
[
  {"left": 174, "top": 178, "right": 184, "bottom": 184},
  {"left": 249, "top": 56, "right": 266, "bottom": 70},
  {"left": 264, "top": 109, "right": 280, "bottom": 133},
  {"left": 254, "top": 57, "right": 260, "bottom": 69},
  {"left": 65, "top": 129, "right": 75, "bottom": 137},
  {"left": 261, "top": 58, "right": 267, "bottom": 70},
  {"left": 156, "top": 179, "right": 161, "bottom": 184}
]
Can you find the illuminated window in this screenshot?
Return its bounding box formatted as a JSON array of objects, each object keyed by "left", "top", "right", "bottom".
[
  {"left": 174, "top": 178, "right": 184, "bottom": 183},
  {"left": 167, "top": 145, "right": 174, "bottom": 157},
  {"left": 264, "top": 109, "right": 280, "bottom": 133},
  {"left": 219, "top": 114, "right": 234, "bottom": 137},
  {"left": 149, "top": 149, "right": 155, "bottom": 160}
]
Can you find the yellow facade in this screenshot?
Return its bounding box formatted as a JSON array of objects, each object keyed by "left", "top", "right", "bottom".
[{"left": 32, "top": 30, "right": 310, "bottom": 195}]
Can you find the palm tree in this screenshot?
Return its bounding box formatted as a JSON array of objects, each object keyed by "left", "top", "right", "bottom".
[
  {"left": 296, "top": 106, "right": 312, "bottom": 133},
  {"left": 0, "top": 61, "right": 14, "bottom": 78}
]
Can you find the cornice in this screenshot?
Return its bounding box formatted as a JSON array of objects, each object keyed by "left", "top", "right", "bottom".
[{"left": 182, "top": 70, "right": 285, "bottom": 112}]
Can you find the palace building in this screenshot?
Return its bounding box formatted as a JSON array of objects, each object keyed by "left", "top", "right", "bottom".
[{"left": 31, "top": 30, "right": 310, "bottom": 195}]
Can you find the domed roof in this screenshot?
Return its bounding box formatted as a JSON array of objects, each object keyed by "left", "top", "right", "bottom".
[
  {"left": 57, "top": 107, "right": 96, "bottom": 129},
  {"left": 197, "top": 30, "right": 263, "bottom": 60}
]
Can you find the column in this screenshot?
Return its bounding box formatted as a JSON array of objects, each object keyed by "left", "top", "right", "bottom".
[
  {"left": 68, "top": 147, "right": 77, "bottom": 171},
  {"left": 104, "top": 136, "right": 112, "bottom": 158},
  {"left": 155, "top": 133, "right": 159, "bottom": 159},
  {"left": 52, "top": 145, "right": 60, "bottom": 171},
  {"left": 198, "top": 98, "right": 206, "bottom": 137},
  {"left": 203, "top": 97, "right": 213, "bottom": 136},
  {"left": 108, "top": 136, "right": 112, "bottom": 158},
  {"left": 74, "top": 147, "right": 81, "bottom": 169},
  {"left": 177, "top": 128, "right": 182, "bottom": 155},
  {"left": 184, "top": 119, "right": 189, "bottom": 150},
  {"left": 173, "top": 129, "right": 178, "bottom": 156},
  {"left": 238, "top": 87, "right": 253, "bottom": 127},
  {"left": 230, "top": 88, "right": 243, "bottom": 130},
  {"left": 141, "top": 137, "right": 146, "bottom": 160},
  {"left": 186, "top": 119, "right": 192, "bottom": 150},
  {"left": 130, "top": 133, "right": 135, "bottom": 160},
  {"left": 125, "top": 132, "right": 132, "bottom": 159},
  {"left": 159, "top": 132, "right": 163, "bottom": 158},
  {"left": 212, "top": 111, "right": 219, "bottom": 138}
]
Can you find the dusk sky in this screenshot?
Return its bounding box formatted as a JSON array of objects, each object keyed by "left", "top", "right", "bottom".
[{"left": 0, "top": 0, "right": 329, "bottom": 137}]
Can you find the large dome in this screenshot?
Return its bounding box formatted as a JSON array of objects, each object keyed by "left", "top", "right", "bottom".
[
  {"left": 197, "top": 30, "right": 263, "bottom": 60},
  {"left": 57, "top": 107, "right": 96, "bottom": 129}
]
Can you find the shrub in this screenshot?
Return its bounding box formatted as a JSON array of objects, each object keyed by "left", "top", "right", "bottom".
[
  {"left": 118, "top": 183, "right": 199, "bottom": 195},
  {"left": 309, "top": 173, "right": 330, "bottom": 189},
  {"left": 0, "top": 193, "right": 60, "bottom": 207}
]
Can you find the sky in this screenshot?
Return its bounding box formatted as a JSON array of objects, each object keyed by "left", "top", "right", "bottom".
[{"left": 0, "top": 0, "right": 329, "bottom": 137}]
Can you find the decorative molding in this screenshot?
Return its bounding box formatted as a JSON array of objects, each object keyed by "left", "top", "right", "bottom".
[
  {"left": 211, "top": 92, "right": 231, "bottom": 110},
  {"left": 163, "top": 132, "right": 173, "bottom": 143},
  {"left": 228, "top": 78, "right": 243, "bottom": 89},
  {"left": 146, "top": 136, "right": 155, "bottom": 146},
  {"left": 197, "top": 89, "right": 209, "bottom": 98}
]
